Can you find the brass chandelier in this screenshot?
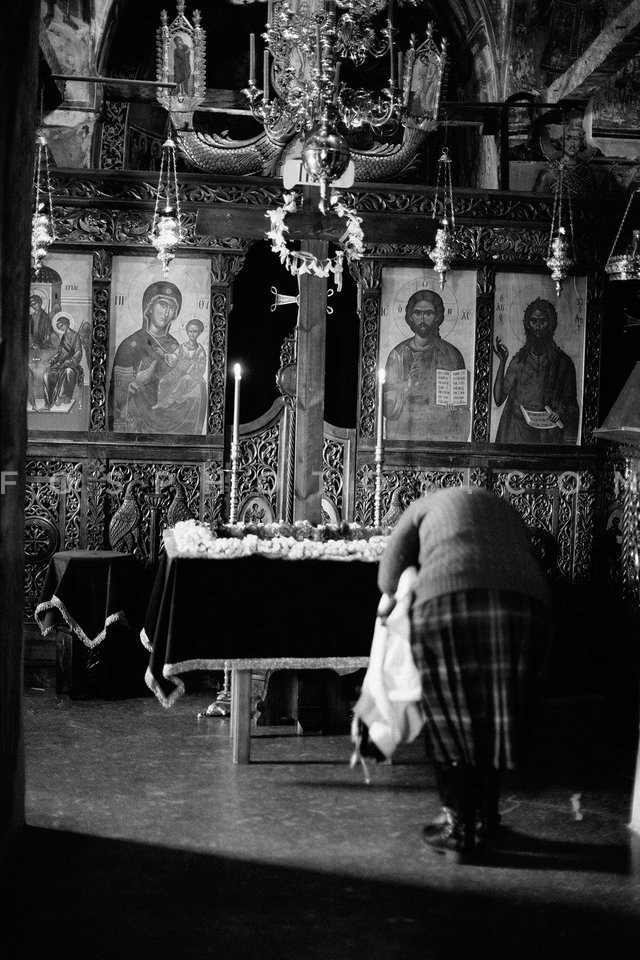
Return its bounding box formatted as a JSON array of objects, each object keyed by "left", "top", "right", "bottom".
[
  {"left": 244, "top": 0, "right": 446, "bottom": 208},
  {"left": 605, "top": 188, "right": 640, "bottom": 281}
]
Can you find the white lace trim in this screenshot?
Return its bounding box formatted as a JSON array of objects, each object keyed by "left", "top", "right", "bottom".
[
  {"left": 34, "top": 596, "right": 128, "bottom": 648},
  {"left": 146, "top": 657, "right": 369, "bottom": 708},
  {"left": 144, "top": 666, "right": 185, "bottom": 709}
]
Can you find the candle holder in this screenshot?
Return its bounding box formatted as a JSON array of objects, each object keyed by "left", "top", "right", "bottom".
[
  {"left": 373, "top": 447, "right": 385, "bottom": 528},
  {"left": 198, "top": 663, "right": 232, "bottom": 718},
  {"left": 229, "top": 440, "right": 240, "bottom": 524},
  {"left": 143, "top": 491, "right": 164, "bottom": 565}
]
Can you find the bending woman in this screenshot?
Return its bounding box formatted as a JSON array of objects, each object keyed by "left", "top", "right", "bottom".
[{"left": 377, "top": 486, "right": 552, "bottom": 863}]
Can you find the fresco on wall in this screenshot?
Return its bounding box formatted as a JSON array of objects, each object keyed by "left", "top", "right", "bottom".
[
  {"left": 126, "top": 127, "right": 165, "bottom": 171},
  {"left": 533, "top": 114, "right": 600, "bottom": 196},
  {"left": 28, "top": 253, "right": 93, "bottom": 432},
  {"left": 378, "top": 268, "right": 477, "bottom": 443},
  {"left": 592, "top": 53, "right": 640, "bottom": 137},
  {"left": 490, "top": 273, "right": 587, "bottom": 445},
  {"left": 108, "top": 256, "right": 211, "bottom": 435}
]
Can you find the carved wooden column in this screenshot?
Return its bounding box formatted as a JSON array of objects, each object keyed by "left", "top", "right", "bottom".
[
  {"left": 209, "top": 251, "right": 247, "bottom": 438},
  {"left": 352, "top": 259, "right": 383, "bottom": 525},
  {"left": 293, "top": 240, "right": 329, "bottom": 523},
  {"left": 209, "top": 251, "right": 247, "bottom": 522}
]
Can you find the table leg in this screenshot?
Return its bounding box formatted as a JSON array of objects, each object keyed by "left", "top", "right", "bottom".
[
  {"left": 231, "top": 668, "right": 251, "bottom": 764},
  {"left": 229, "top": 670, "right": 236, "bottom": 738}
]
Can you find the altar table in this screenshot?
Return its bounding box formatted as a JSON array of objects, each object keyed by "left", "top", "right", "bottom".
[{"left": 142, "top": 532, "right": 382, "bottom": 762}]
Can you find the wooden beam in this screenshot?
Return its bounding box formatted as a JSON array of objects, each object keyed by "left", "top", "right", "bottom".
[
  {"left": 546, "top": 0, "right": 640, "bottom": 102},
  {"left": 197, "top": 206, "right": 444, "bottom": 246},
  {"left": 293, "top": 237, "right": 328, "bottom": 524}
]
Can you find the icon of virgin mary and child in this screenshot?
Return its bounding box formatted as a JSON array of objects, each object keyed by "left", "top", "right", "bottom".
[{"left": 109, "top": 281, "right": 207, "bottom": 434}]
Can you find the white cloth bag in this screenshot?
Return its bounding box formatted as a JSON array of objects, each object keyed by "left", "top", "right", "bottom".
[{"left": 351, "top": 566, "right": 425, "bottom": 760}]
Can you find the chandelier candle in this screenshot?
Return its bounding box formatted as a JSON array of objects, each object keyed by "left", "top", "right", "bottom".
[
  {"left": 249, "top": 33, "right": 256, "bottom": 85},
  {"left": 263, "top": 50, "right": 270, "bottom": 100}
]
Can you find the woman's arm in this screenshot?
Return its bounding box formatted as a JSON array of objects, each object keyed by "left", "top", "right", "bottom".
[{"left": 377, "top": 501, "right": 423, "bottom": 596}]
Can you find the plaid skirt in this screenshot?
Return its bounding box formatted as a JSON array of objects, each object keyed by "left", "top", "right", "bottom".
[{"left": 410, "top": 589, "right": 551, "bottom": 770}]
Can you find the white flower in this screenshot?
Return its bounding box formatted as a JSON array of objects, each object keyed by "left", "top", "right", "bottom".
[{"left": 264, "top": 189, "right": 363, "bottom": 282}]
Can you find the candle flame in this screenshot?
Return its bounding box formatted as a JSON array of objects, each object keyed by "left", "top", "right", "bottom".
[
  {"left": 378, "top": 368, "right": 386, "bottom": 385},
  {"left": 234, "top": 363, "right": 242, "bottom": 379}
]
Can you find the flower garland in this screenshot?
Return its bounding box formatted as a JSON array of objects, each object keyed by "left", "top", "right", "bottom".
[
  {"left": 170, "top": 519, "right": 388, "bottom": 563},
  {"left": 265, "top": 191, "right": 364, "bottom": 291}
]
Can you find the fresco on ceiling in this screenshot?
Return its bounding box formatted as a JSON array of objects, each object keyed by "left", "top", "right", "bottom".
[{"left": 41, "top": 1, "right": 92, "bottom": 74}]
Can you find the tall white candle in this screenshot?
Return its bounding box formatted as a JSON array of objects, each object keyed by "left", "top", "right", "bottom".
[
  {"left": 263, "top": 50, "right": 270, "bottom": 99},
  {"left": 249, "top": 33, "right": 256, "bottom": 84},
  {"left": 267, "top": 0, "right": 273, "bottom": 26},
  {"left": 376, "top": 367, "right": 385, "bottom": 450},
  {"left": 232, "top": 363, "right": 242, "bottom": 446}
]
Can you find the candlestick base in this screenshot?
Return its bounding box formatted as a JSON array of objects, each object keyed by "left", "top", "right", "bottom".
[{"left": 198, "top": 667, "right": 232, "bottom": 718}]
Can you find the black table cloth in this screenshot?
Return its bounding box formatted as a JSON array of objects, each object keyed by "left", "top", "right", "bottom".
[
  {"left": 35, "top": 550, "right": 153, "bottom": 699},
  {"left": 35, "top": 550, "right": 140, "bottom": 646},
  {"left": 143, "top": 543, "right": 382, "bottom": 707}
]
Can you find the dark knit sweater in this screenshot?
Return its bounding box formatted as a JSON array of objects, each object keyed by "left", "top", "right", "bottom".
[{"left": 377, "top": 487, "right": 551, "bottom": 607}]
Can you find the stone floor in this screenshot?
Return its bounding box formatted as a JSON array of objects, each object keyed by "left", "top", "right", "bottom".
[{"left": 3, "top": 686, "right": 640, "bottom": 959}]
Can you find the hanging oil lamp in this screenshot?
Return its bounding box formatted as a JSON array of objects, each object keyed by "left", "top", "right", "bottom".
[
  {"left": 545, "top": 156, "right": 575, "bottom": 296},
  {"left": 31, "top": 128, "right": 56, "bottom": 274},
  {"left": 151, "top": 136, "right": 183, "bottom": 277},
  {"left": 428, "top": 145, "right": 456, "bottom": 288}
]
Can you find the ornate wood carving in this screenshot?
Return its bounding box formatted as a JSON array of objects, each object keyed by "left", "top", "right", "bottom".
[
  {"left": 207, "top": 249, "right": 250, "bottom": 438},
  {"left": 236, "top": 426, "right": 280, "bottom": 520},
  {"left": 348, "top": 189, "right": 555, "bottom": 222},
  {"left": 354, "top": 465, "right": 468, "bottom": 526},
  {"left": 89, "top": 250, "right": 111, "bottom": 432},
  {"left": 24, "top": 460, "right": 83, "bottom": 618},
  {"left": 203, "top": 461, "right": 225, "bottom": 524},
  {"left": 351, "top": 259, "right": 383, "bottom": 441},
  {"left": 51, "top": 173, "right": 280, "bottom": 207},
  {"left": 98, "top": 102, "right": 127, "bottom": 170},
  {"left": 107, "top": 461, "right": 203, "bottom": 558},
  {"left": 472, "top": 265, "right": 495, "bottom": 442},
  {"left": 491, "top": 468, "right": 596, "bottom": 583},
  {"left": 323, "top": 438, "right": 346, "bottom": 520},
  {"left": 84, "top": 458, "right": 108, "bottom": 550}
]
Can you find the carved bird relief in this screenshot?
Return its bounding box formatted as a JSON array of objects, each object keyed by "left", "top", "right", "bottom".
[
  {"left": 166, "top": 479, "right": 194, "bottom": 527},
  {"left": 381, "top": 489, "right": 405, "bottom": 527},
  {"left": 108, "top": 480, "right": 142, "bottom": 555}
]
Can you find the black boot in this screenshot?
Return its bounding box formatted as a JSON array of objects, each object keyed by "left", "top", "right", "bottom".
[
  {"left": 475, "top": 766, "right": 502, "bottom": 851},
  {"left": 423, "top": 762, "right": 477, "bottom": 863}
]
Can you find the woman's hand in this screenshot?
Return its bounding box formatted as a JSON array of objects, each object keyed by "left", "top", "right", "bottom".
[{"left": 377, "top": 593, "right": 396, "bottom": 623}]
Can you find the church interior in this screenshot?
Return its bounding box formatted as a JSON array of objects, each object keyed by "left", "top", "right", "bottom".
[{"left": 3, "top": 0, "right": 640, "bottom": 956}]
